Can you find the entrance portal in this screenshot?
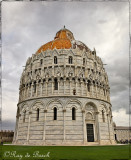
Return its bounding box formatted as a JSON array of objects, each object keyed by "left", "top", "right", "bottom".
[{"left": 87, "top": 124, "right": 94, "bottom": 142}]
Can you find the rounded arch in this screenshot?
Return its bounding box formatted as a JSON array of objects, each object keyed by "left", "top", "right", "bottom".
[
  {"left": 66, "top": 99, "right": 83, "bottom": 110},
  {"left": 30, "top": 100, "right": 45, "bottom": 111},
  {"left": 20, "top": 102, "right": 29, "bottom": 112},
  {"left": 84, "top": 101, "right": 98, "bottom": 112},
  {"left": 51, "top": 105, "right": 59, "bottom": 110},
  {"left": 46, "top": 99, "right": 63, "bottom": 110},
  {"left": 70, "top": 105, "right": 78, "bottom": 110},
  {"left": 99, "top": 102, "right": 108, "bottom": 113}
]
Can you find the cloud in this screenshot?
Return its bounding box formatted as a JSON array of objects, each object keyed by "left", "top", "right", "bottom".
[
  {"left": 112, "top": 109, "right": 129, "bottom": 126},
  {"left": 1, "top": 1, "right": 129, "bottom": 130}
]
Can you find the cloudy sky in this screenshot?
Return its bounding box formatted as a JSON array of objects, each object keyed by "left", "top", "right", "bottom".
[{"left": 1, "top": 1, "right": 129, "bottom": 130}]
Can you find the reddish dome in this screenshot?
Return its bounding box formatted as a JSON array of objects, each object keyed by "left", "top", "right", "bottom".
[{"left": 36, "top": 27, "right": 75, "bottom": 54}]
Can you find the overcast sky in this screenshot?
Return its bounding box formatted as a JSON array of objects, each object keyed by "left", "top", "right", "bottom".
[{"left": 1, "top": 1, "right": 129, "bottom": 130}]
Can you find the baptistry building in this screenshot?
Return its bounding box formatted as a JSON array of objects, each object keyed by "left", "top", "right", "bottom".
[{"left": 13, "top": 27, "right": 116, "bottom": 145}]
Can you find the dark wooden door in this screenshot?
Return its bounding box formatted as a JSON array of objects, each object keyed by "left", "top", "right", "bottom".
[{"left": 87, "top": 124, "right": 94, "bottom": 142}]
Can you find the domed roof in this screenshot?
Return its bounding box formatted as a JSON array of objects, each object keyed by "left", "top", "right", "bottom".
[
  {"left": 36, "top": 26, "right": 75, "bottom": 54},
  {"left": 36, "top": 27, "right": 90, "bottom": 54}
]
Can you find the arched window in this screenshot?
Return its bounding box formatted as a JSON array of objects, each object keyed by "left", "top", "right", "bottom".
[
  {"left": 40, "top": 59, "right": 43, "bottom": 65},
  {"left": 54, "top": 56, "right": 57, "bottom": 64},
  {"left": 54, "top": 78, "right": 58, "bottom": 90},
  {"left": 54, "top": 107, "right": 57, "bottom": 120},
  {"left": 102, "top": 110, "right": 105, "bottom": 122},
  {"left": 87, "top": 81, "right": 90, "bottom": 92},
  {"left": 73, "top": 89, "right": 76, "bottom": 95},
  {"left": 72, "top": 107, "right": 76, "bottom": 120},
  {"left": 36, "top": 108, "right": 39, "bottom": 121},
  {"left": 23, "top": 110, "right": 26, "bottom": 122},
  {"left": 103, "top": 89, "right": 105, "bottom": 96},
  {"left": 34, "top": 81, "right": 36, "bottom": 93},
  {"left": 69, "top": 56, "right": 73, "bottom": 64},
  {"left": 83, "top": 58, "right": 85, "bottom": 65}
]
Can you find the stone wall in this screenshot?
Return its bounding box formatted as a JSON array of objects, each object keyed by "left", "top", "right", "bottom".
[{"left": 13, "top": 97, "right": 115, "bottom": 145}]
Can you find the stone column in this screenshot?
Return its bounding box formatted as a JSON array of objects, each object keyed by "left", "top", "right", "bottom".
[
  {"left": 21, "top": 88, "right": 23, "bottom": 101},
  {"left": 15, "top": 114, "right": 21, "bottom": 142},
  {"left": 63, "top": 109, "right": 66, "bottom": 143},
  {"left": 36, "top": 81, "right": 39, "bottom": 97},
  {"left": 40, "top": 80, "right": 43, "bottom": 96},
  {"left": 97, "top": 86, "right": 99, "bottom": 99},
  {"left": 30, "top": 83, "right": 33, "bottom": 98},
  {"left": 96, "top": 111, "right": 101, "bottom": 144},
  {"left": 82, "top": 110, "right": 86, "bottom": 144},
  {"left": 52, "top": 78, "right": 54, "bottom": 95},
  {"left": 105, "top": 89, "right": 108, "bottom": 101},
  {"left": 91, "top": 82, "right": 93, "bottom": 97},
  {"left": 24, "top": 87, "right": 26, "bottom": 100},
  {"left": 80, "top": 80, "right": 83, "bottom": 96},
  {"left": 26, "top": 86, "right": 28, "bottom": 98},
  {"left": 95, "top": 84, "right": 98, "bottom": 98},
  {"left": 85, "top": 82, "right": 88, "bottom": 96},
  {"left": 69, "top": 79, "right": 72, "bottom": 95},
  {"left": 107, "top": 113, "right": 112, "bottom": 143},
  {"left": 46, "top": 79, "right": 48, "bottom": 95},
  {"left": 43, "top": 109, "right": 47, "bottom": 144},
  {"left": 64, "top": 78, "right": 66, "bottom": 95},
  {"left": 27, "top": 111, "right": 32, "bottom": 142},
  {"left": 75, "top": 78, "right": 78, "bottom": 95},
  {"left": 58, "top": 78, "right": 60, "bottom": 95},
  {"left": 75, "top": 66, "right": 77, "bottom": 77},
  {"left": 13, "top": 114, "right": 20, "bottom": 143},
  {"left": 99, "top": 86, "right": 101, "bottom": 100}
]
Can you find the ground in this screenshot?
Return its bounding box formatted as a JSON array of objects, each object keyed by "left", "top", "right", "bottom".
[{"left": 0, "top": 144, "right": 130, "bottom": 160}]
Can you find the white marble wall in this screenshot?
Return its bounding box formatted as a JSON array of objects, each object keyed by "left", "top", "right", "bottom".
[{"left": 13, "top": 97, "right": 116, "bottom": 145}]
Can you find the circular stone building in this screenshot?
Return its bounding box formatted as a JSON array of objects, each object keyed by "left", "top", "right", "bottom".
[{"left": 13, "top": 27, "right": 116, "bottom": 145}]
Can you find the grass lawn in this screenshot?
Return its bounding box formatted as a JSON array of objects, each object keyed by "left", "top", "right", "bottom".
[{"left": 0, "top": 145, "right": 130, "bottom": 160}]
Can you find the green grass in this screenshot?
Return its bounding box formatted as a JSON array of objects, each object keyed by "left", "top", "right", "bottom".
[{"left": 0, "top": 145, "right": 130, "bottom": 160}]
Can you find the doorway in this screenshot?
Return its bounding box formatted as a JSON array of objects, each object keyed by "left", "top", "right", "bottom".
[{"left": 86, "top": 124, "right": 94, "bottom": 142}]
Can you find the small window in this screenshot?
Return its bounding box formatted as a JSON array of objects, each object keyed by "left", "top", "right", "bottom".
[
  {"left": 23, "top": 110, "right": 26, "bottom": 122},
  {"left": 102, "top": 110, "right": 105, "bottom": 122},
  {"left": 36, "top": 108, "right": 39, "bottom": 121},
  {"left": 83, "top": 58, "right": 85, "bottom": 65},
  {"left": 34, "top": 81, "right": 36, "bottom": 93},
  {"left": 54, "top": 107, "right": 57, "bottom": 120},
  {"left": 69, "top": 56, "right": 73, "bottom": 64},
  {"left": 54, "top": 56, "right": 57, "bottom": 64},
  {"left": 87, "top": 81, "right": 90, "bottom": 92},
  {"left": 72, "top": 107, "right": 76, "bottom": 120},
  {"left": 54, "top": 79, "right": 58, "bottom": 90},
  {"left": 73, "top": 89, "right": 76, "bottom": 95},
  {"left": 40, "top": 59, "right": 43, "bottom": 65}
]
